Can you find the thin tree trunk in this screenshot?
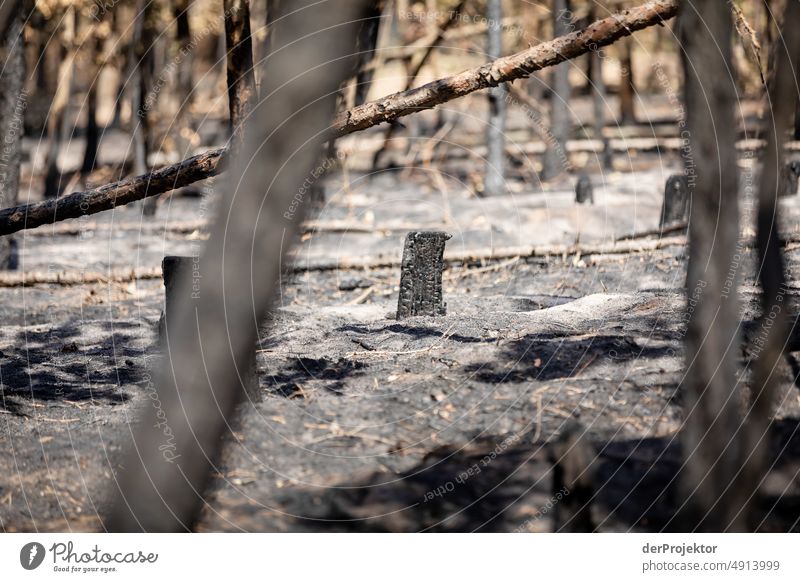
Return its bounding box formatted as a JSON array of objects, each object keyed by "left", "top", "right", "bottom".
[
  {"left": 223, "top": 0, "right": 256, "bottom": 151},
  {"left": 354, "top": 0, "right": 385, "bottom": 107},
  {"left": 591, "top": 36, "right": 612, "bottom": 170},
  {"left": 105, "top": 0, "right": 373, "bottom": 533},
  {"left": 484, "top": 0, "right": 506, "bottom": 196},
  {"left": 618, "top": 35, "right": 636, "bottom": 124},
  {"left": 81, "top": 35, "right": 103, "bottom": 177},
  {"left": 742, "top": 0, "right": 800, "bottom": 531},
  {"left": 0, "top": 7, "right": 24, "bottom": 269},
  {"left": 132, "top": 0, "right": 157, "bottom": 215},
  {"left": 172, "top": 0, "right": 194, "bottom": 158},
  {"left": 44, "top": 7, "right": 77, "bottom": 199},
  {"left": 542, "top": 0, "right": 572, "bottom": 181},
  {"left": 678, "top": 0, "right": 744, "bottom": 532}
]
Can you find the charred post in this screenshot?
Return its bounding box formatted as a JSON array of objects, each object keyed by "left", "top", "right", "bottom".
[
  {"left": 659, "top": 174, "right": 690, "bottom": 227},
  {"left": 396, "top": 231, "right": 451, "bottom": 319},
  {"left": 575, "top": 174, "right": 593, "bottom": 204}
]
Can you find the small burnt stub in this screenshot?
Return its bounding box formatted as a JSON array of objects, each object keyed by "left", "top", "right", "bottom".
[
  {"left": 575, "top": 174, "right": 593, "bottom": 204},
  {"left": 659, "top": 173, "right": 690, "bottom": 228},
  {"left": 396, "top": 231, "right": 451, "bottom": 319}
]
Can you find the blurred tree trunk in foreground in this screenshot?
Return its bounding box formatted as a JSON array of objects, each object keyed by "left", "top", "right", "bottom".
[{"left": 0, "top": 7, "right": 24, "bottom": 269}]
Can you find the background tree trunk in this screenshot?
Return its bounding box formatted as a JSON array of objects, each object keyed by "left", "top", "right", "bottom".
[
  {"left": 132, "top": 0, "right": 157, "bottom": 215},
  {"left": 618, "top": 35, "right": 636, "bottom": 124},
  {"left": 224, "top": 0, "right": 256, "bottom": 152},
  {"left": 81, "top": 35, "right": 103, "bottom": 177},
  {"left": 542, "top": 0, "right": 572, "bottom": 181},
  {"left": 43, "top": 7, "right": 77, "bottom": 199},
  {"left": 484, "top": 0, "right": 506, "bottom": 196}
]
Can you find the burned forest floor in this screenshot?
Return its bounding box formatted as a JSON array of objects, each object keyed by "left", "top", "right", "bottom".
[{"left": 4, "top": 135, "right": 800, "bottom": 532}]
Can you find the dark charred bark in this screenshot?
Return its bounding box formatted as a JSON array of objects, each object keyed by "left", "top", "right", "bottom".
[
  {"left": 224, "top": 0, "right": 256, "bottom": 151},
  {"left": 131, "top": 0, "right": 157, "bottom": 215},
  {"left": 81, "top": 36, "right": 103, "bottom": 177},
  {"left": 618, "top": 36, "right": 636, "bottom": 124},
  {"left": 172, "top": 0, "right": 195, "bottom": 158}
]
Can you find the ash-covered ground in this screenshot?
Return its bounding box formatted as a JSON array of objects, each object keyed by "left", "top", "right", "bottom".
[{"left": 3, "top": 150, "right": 800, "bottom": 532}]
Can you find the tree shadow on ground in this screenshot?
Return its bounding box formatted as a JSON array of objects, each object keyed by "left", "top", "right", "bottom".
[
  {"left": 463, "top": 333, "right": 673, "bottom": 383},
  {"left": 261, "top": 356, "right": 367, "bottom": 397},
  {"left": 0, "top": 321, "right": 144, "bottom": 415},
  {"left": 212, "top": 418, "right": 800, "bottom": 532}
]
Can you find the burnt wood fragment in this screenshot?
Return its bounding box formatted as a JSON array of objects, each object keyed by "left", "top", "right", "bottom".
[
  {"left": 659, "top": 174, "right": 690, "bottom": 228},
  {"left": 396, "top": 231, "right": 451, "bottom": 319},
  {"left": 575, "top": 174, "right": 593, "bottom": 204}
]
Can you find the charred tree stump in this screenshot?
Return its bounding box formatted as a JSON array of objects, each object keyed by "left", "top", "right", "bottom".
[
  {"left": 396, "top": 231, "right": 450, "bottom": 319},
  {"left": 659, "top": 173, "right": 690, "bottom": 227},
  {"left": 549, "top": 420, "right": 596, "bottom": 532},
  {"left": 779, "top": 161, "right": 800, "bottom": 197},
  {"left": 575, "top": 174, "right": 593, "bottom": 204},
  {"left": 159, "top": 256, "right": 259, "bottom": 401}
]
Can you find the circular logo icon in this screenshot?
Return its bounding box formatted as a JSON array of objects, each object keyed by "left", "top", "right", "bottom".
[{"left": 20, "top": 542, "right": 46, "bottom": 570}]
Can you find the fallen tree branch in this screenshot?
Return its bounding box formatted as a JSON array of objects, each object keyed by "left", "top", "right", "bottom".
[
  {"left": 331, "top": 0, "right": 679, "bottom": 137},
  {"left": 0, "top": 149, "right": 225, "bottom": 236},
  {"left": 0, "top": 0, "right": 679, "bottom": 236}
]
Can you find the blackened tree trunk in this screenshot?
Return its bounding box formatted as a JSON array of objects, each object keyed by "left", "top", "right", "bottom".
[
  {"left": 590, "top": 14, "right": 612, "bottom": 170},
  {"left": 172, "top": 0, "right": 195, "bottom": 158},
  {"left": 484, "top": 0, "right": 506, "bottom": 196},
  {"left": 81, "top": 35, "right": 103, "bottom": 177},
  {"left": 354, "top": 0, "right": 384, "bottom": 107},
  {"left": 678, "top": 1, "right": 745, "bottom": 532},
  {"left": 132, "top": 0, "right": 157, "bottom": 215},
  {"left": 0, "top": 7, "right": 24, "bottom": 269},
  {"left": 542, "top": 0, "right": 572, "bottom": 181},
  {"left": 224, "top": 0, "right": 256, "bottom": 152},
  {"left": 618, "top": 35, "right": 636, "bottom": 124}
]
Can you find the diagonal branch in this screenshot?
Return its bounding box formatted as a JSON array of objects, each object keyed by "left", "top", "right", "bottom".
[{"left": 0, "top": 0, "right": 679, "bottom": 236}]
